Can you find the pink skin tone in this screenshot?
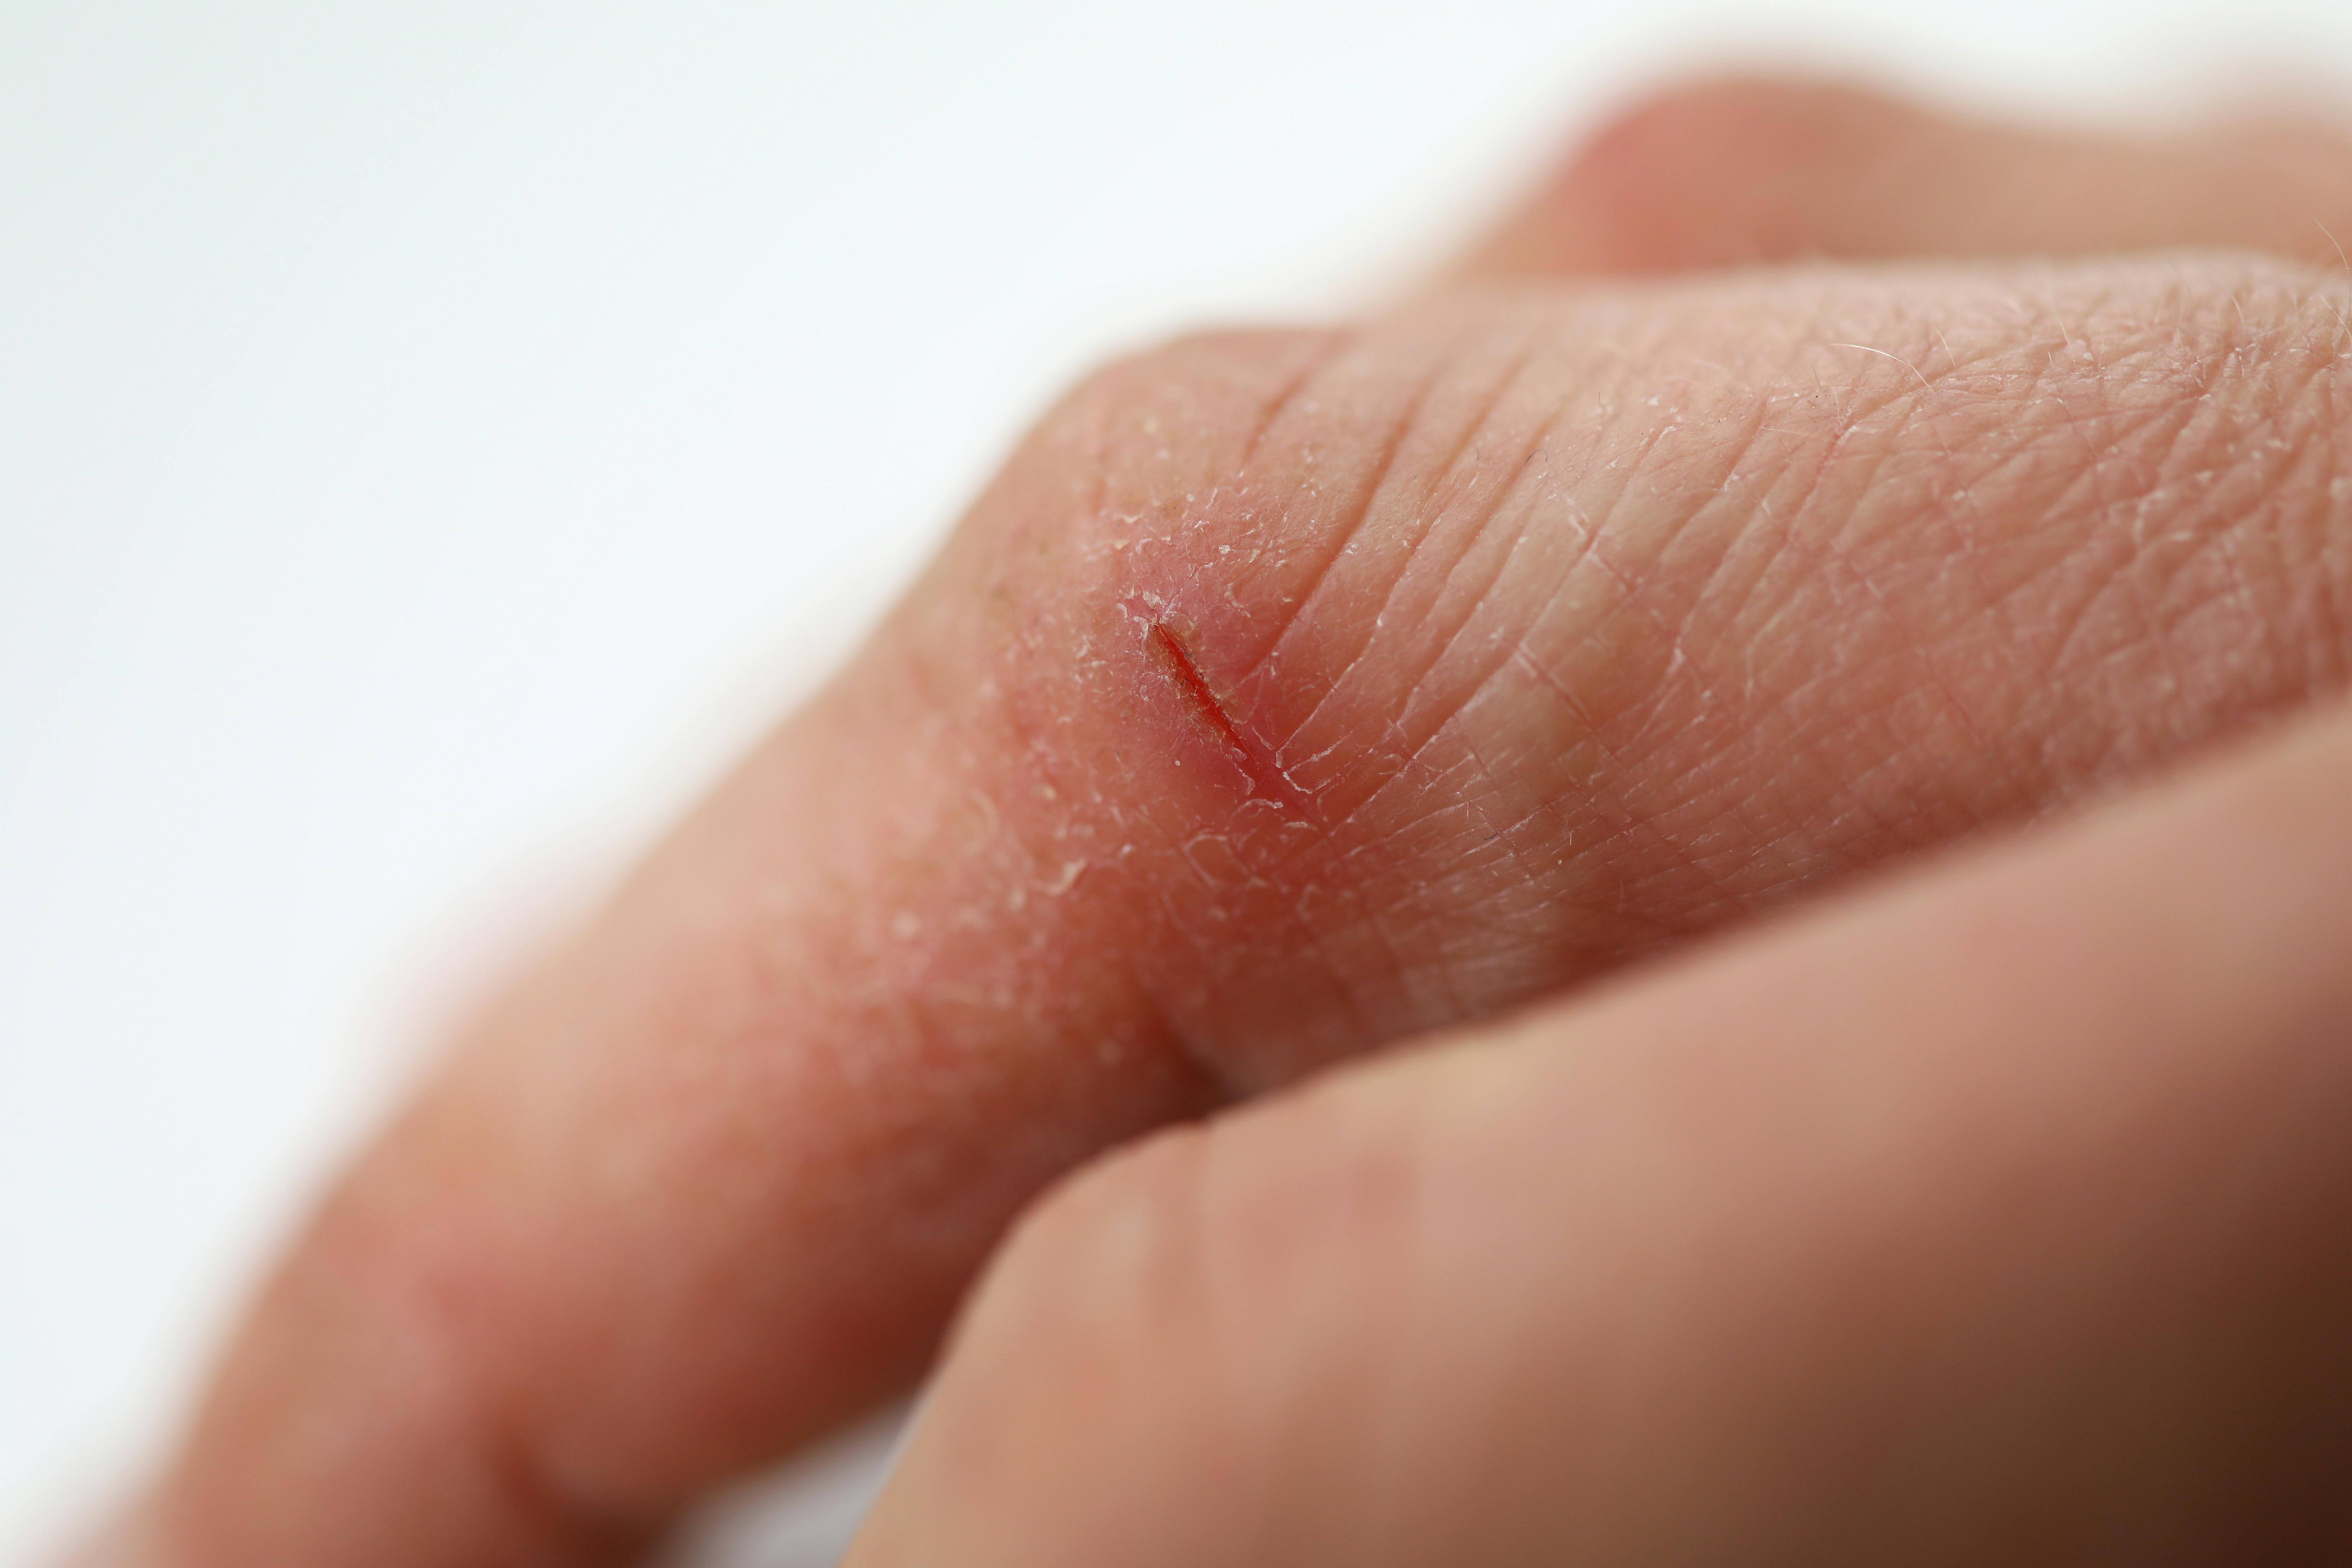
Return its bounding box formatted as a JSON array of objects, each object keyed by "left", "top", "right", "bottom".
[
  {"left": 119, "top": 78, "right": 2352, "bottom": 1566},
  {"left": 852, "top": 691, "right": 2352, "bottom": 1567}
]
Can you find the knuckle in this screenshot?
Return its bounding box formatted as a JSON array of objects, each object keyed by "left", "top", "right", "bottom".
[
  {"left": 926, "top": 1124, "right": 1224, "bottom": 1478},
  {"left": 897, "top": 323, "right": 1352, "bottom": 694},
  {"left": 901, "top": 1096, "right": 1431, "bottom": 1558},
  {"left": 946, "top": 1088, "right": 1427, "bottom": 1455},
  {"left": 966, "top": 1124, "right": 1214, "bottom": 1372},
  {"left": 972, "top": 327, "right": 1350, "bottom": 586},
  {"left": 908, "top": 257, "right": 2352, "bottom": 1103}
]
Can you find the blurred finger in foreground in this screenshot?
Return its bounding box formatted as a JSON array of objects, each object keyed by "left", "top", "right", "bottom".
[{"left": 1460, "top": 76, "right": 2352, "bottom": 277}]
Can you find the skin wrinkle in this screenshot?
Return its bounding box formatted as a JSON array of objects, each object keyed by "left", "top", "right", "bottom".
[
  {"left": 1454, "top": 562, "right": 1661, "bottom": 836},
  {"left": 2236, "top": 321, "right": 2348, "bottom": 697},
  {"left": 904, "top": 650, "right": 1178, "bottom": 1074},
  {"left": 1439, "top": 329, "right": 1863, "bottom": 959},
  {"left": 1419, "top": 334, "right": 1552, "bottom": 502},
  {"left": 1893, "top": 350, "right": 2013, "bottom": 674},
  {"left": 1731, "top": 277, "right": 2333, "bottom": 884},
  {"left": 2061, "top": 299, "right": 2332, "bottom": 766},
  {"left": 1271, "top": 329, "right": 1549, "bottom": 793},
  {"left": 1383, "top": 507, "right": 1574, "bottom": 791},
  {"left": 1791, "top": 331, "right": 1976, "bottom": 541},
  {"left": 1644, "top": 428, "right": 1847, "bottom": 858},
  {"left": 1140, "top": 814, "right": 1269, "bottom": 1000},
  {"left": 1219, "top": 741, "right": 1433, "bottom": 1064},
  {"left": 1657, "top": 684, "right": 1875, "bottom": 875},
  {"left": 1630, "top": 385, "right": 1783, "bottom": 667},
  {"left": 1297, "top": 334, "right": 1554, "bottom": 732},
  {"left": 1283, "top": 379, "right": 1587, "bottom": 874},
  {"left": 2137, "top": 504, "right": 2268, "bottom": 734},
  {"left": 2206, "top": 518, "right": 2284, "bottom": 712},
  {"left": 1309, "top": 826, "right": 1500, "bottom": 1032},
  {"left": 1927, "top": 332, "right": 2214, "bottom": 733},
  {"left": 1411, "top": 747, "right": 1580, "bottom": 992},
  {"left": 1482, "top": 645, "right": 1717, "bottom": 937},
  {"left": 2061, "top": 364, "right": 2238, "bottom": 697},
  {"left": 1451, "top": 625, "right": 1637, "bottom": 839},
  {"left": 1493, "top": 396, "right": 1804, "bottom": 904},
  {"left": 2305, "top": 394, "right": 2352, "bottom": 700},
  {"left": 1174, "top": 329, "right": 1580, "bottom": 1043},
  {"left": 2003, "top": 505, "right": 2140, "bottom": 711},
  {"left": 1373, "top": 533, "right": 1646, "bottom": 992},
  {"left": 1245, "top": 438, "right": 1461, "bottom": 792},
  {"left": 1440, "top": 758, "right": 1596, "bottom": 876},
  {"left": 1778, "top": 704, "right": 1974, "bottom": 877},
  {"left": 1237, "top": 342, "right": 1463, "bottom": 700},
  {"left": 1452, "top": 706, "right": 1670, "bottom": 968},
  {"left": 1398, "top": 805, "right": 1570, "bottom": 970},
  {"left": 1513, "top": 323, "right": 1680, "bottom": 568},
  {"left": 1622, "top": 746, "right": 1830, "bottom": 926},
  {"left": 2231, "top": 388, "right": 2324, "bottom": 696},
  {"left": 2025, "top": 380, "right": 2280, "bottom": 726},
  {"left": 1377, "top": 765, "right": 1566, "bottom": 1021},
  {"left": 1809, "top": 353, "right": 2005, "bottom": 758},
  {"left": 1820, "top": 620, "right": 2011, "bottom": 848},
  {"left": 1693, "top": 393, "right": 1815, "bottom": 646},
  {"left": 1367, "top": 380, "right": 1590, "bottom": 785},
  {"left": 1782, "top": 561, "right": 2069, "bottom": 842},
  {"left": 1234, "top": 329, "right": 1360, "bottom": 477}
]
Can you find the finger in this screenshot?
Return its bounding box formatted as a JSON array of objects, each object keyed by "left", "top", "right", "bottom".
[
  {"left": 156, "top": 255, "right": 2352, "bottom": 1564},
  {"left": 1456, "top": 76, "right": 2352, "bottom": 278},
  {"left": 852, "top": 696, "right": 2352, "bottom": 1567}
]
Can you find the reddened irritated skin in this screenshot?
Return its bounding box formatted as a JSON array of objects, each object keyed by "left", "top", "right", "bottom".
[
  {"left": 1027, "top": 266, "right": 2352, "bottom": 1088},
  {"left": 131, "top": 81, "right": 2352, "bottom": 1568}
]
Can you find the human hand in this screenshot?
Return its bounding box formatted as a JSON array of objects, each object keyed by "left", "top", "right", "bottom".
[{"left": 117, "top": 79, "right": 2352, "bottom": 1564}]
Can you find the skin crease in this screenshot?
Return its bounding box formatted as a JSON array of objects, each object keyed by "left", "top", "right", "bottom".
[{"left": 119, "top": 79, "right": 2352, "bottom": 1566}]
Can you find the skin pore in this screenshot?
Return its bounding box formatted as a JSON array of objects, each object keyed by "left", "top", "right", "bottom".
[{"left": 115, "top": 78, "right": 2352, "bottom": 1567}]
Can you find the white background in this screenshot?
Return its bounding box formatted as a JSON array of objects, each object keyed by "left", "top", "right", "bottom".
[{"left": 7, "top": 1, "right": 2351, "bottom": 1561}]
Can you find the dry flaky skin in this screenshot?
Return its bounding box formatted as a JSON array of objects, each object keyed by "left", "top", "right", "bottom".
[
  {"left": 990, "top": 264, "right": 2352, "bottom": 1086},
  {"left": 152, "top": 252, "right": 2352, "bottom": 1565}
]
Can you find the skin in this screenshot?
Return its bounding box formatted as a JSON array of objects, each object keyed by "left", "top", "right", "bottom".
[
  {"left": 100, "top": 77, "right": 2352, "bottom": 1564},
  {"left": 852, "top": 693, "right": 2352, "bottom": 1568}
]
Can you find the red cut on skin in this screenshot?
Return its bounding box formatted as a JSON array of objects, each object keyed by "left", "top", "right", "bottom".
[{"left": 1147, "top": 619, "right": 1315, "bottom": 818}]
